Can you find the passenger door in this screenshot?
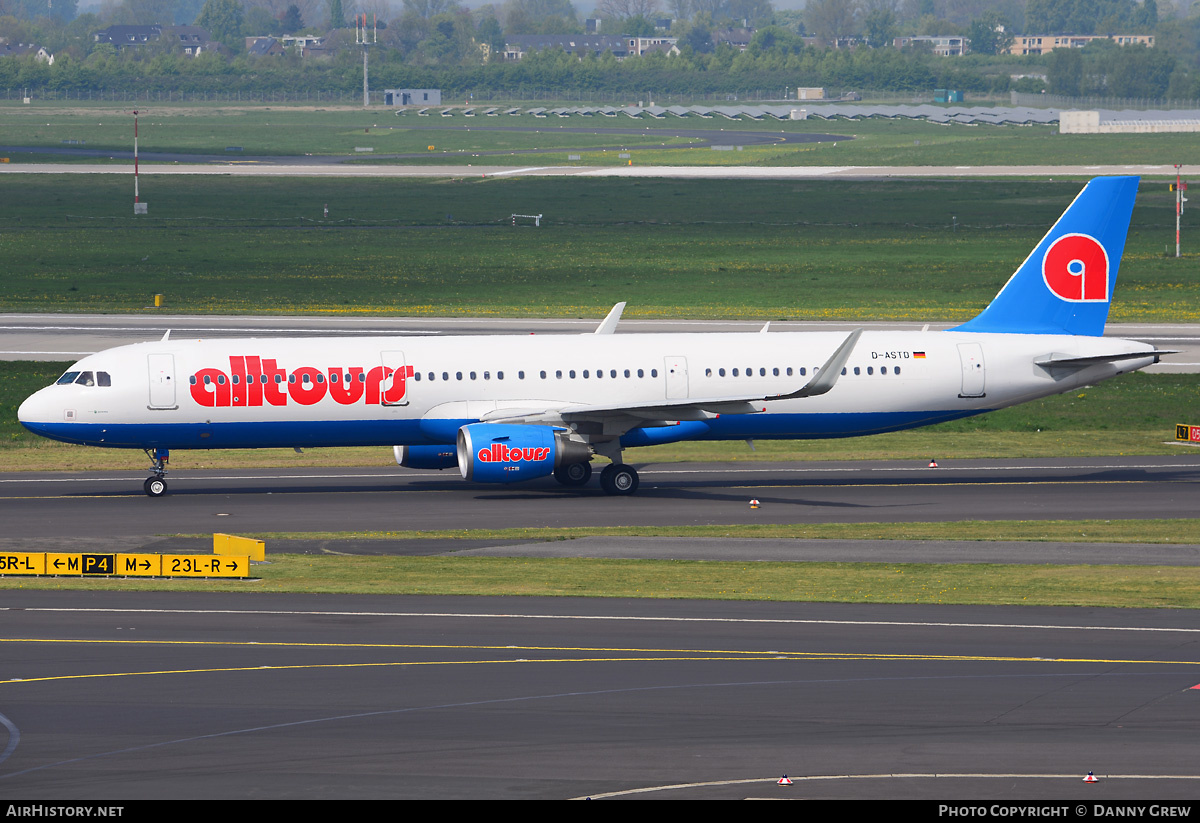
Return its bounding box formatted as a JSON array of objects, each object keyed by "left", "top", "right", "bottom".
[{"left": 147, "top": 354, "right": 177, "bottom": 409}]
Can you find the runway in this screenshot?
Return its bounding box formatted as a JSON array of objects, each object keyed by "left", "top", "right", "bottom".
[
  {"left": 3, "top": 313, "right": 1198, "bottom": 373},
  {"left": 2, "top": 591, "right": 1199, "bottom": 799},
  {"left": 4, "top": 319, "right": 1199, "bottom": 799},
  {"left": 3, "top": 455, "right": 1199, "bottom": 799},
  {"left": 1, "top": 458, "right": 1198, "bottom": 553}
]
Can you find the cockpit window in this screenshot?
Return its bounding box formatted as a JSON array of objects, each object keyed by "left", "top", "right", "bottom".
[
  {"left": 56, "top": 371, "right": 81, "bottom": 385},
  {"left": 74, "top": 371, "right": 95, "bottom": 387},
  {"left": 97, "top": 372, "right": 111, "bottom": 387}
]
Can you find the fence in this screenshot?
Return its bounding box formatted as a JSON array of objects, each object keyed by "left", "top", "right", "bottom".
[
  {"left": 1011, "top": 90, "right": 1200, "bottom": 110},
  {"left": 4, "top": 89, "right": 373, "bottom": 104}
]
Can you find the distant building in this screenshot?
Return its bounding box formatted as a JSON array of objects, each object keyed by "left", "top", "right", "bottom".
[
  {"left": 385, "top": 89, "right": 442, "bottom": 106},
  {"left": 0, "top": 42, "right": 54, "bottom": 64},
  {"left": 1006, "top": 34, "right": 1154, "bottom": 56},
  {"left": 638, "top": 41, "right": 681, "bottom": 56},
  {"left": 1061, "top": 110, "right": 1200, "bottom": 134},
  {"left": 93, "top": 24, "right": 220, "bottom": 56},
  {"left": 627, "top": 36, "right": 679, "bottom": 56},
  {"left": 246, "top": 36, "right": 286, "bottom": 57},
  {"left": 504, "top": 35, "right": 629, "bottom": 61},
  {"left": 281, "top": 35, "right": 325, "bottom": 50},
  {"left": 162, "top": 26, "right": 222, "bottom": 56},
  {"left": 796, "top": 87, "right": 825, "bottom": 100},
  {"left": 712, "top": 28, "right": 754, "bottom": 51},
  {"left": 94, "top": 25, "right": 163, "bottom": 49},
  {"left": 503, "top": 34, "right": 678, "bottom": 61},
  {"left": 893, "top": 35, "right": 967, "bottom": 56}
]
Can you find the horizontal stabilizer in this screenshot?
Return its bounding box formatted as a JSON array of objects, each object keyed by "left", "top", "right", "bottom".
[{"left": 1035, "top": 349, "right": 1173, "bottom": 369}]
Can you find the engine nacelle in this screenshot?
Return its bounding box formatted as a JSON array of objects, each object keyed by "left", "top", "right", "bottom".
[
  {"left": 393, "top": 444, "right": 458, "bottom": 470},
  {"left": 456, "top": 423, "right": 591, "bottom": 483}
]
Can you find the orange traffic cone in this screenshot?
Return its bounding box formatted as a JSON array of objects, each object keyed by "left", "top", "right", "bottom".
[
  {"left": 928, "top": 458, "right": 938, "bottom": 468},
  {"left": 777, "top": 775, "right": 793, "bottom": 785},
  {"left": 749, "top": 499, "right": 761, "bottom": 509},
  {"left": 1084, "top": 772, "right": 1098, "bottom": 783}
]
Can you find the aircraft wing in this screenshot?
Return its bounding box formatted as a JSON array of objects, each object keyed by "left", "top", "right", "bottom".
[{"left": 482, "top": 329, "right": 863, "bottom": 427}]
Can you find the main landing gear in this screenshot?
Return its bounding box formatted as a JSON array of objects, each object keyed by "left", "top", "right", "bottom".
[
  {"left": 553, "top": 460, "right": 639, "bottom": 495},
  {"left": 553, "top": 460, "right": 592, "bottom": 487},
  {"left": 143, "top": 447, "right": 169, "bottom": 498},
  {"left": 599, "top": 463, "right": 639, "bottom": 496}
]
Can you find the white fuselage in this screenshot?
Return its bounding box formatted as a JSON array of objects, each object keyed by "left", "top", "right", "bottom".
[{"left": 17, "top": 329, "right": 1157, "bottom": 451}]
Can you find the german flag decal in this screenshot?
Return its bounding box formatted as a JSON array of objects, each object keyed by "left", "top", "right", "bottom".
[{"left": 913, "top": 351, "right": 926, "bottom": 359}]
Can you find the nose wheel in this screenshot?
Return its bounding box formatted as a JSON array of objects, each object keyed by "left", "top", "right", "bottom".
[{"left": 142, "top": 447, "right": 169, "bottom": 497}]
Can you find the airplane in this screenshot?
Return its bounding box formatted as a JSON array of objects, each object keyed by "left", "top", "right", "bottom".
[{"left": 18, "top": 175, "right": 1170, "bottom": 498}]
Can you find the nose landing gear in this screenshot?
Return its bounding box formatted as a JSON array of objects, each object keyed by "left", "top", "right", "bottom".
[{"left": 142, "top": 447, "right": 169, "bottom": 497}]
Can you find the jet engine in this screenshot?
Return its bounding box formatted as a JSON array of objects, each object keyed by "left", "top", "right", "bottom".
[
  {"left": 456, "top": 423, "right": 591, "bottom": 483},
  {"left": 393, "top": 445, "right": 458, "bottom": 470}
]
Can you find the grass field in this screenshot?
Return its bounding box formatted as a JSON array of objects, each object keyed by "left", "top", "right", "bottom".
[
  {"left": 1, "top": 177, "right": 1197, "bottom": 321},
  {"left": 8, "top": 553, "right": 1200, "bottom": 608}
]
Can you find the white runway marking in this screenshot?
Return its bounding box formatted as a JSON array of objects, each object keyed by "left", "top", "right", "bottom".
[
  {"left": 12, "top": 607, "right": 1200, "bottom": 634},
  {"left": 574, "top": 772, "right": 1200, "bottom": 799}
]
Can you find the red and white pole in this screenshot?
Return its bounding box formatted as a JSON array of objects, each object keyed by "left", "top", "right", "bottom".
[
  {"left": 1176, "top": 165, "right": 1183, "bottom": 258},
  {"left": 133, "top": 109, "right": 139, "bottom": 205}
]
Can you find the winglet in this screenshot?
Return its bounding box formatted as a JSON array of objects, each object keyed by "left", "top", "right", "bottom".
[
  {"left": 766, "top": 329, "right": 863, "bottom": 400},
  {"left": 594, "top": 302, "right": 626, "bottom": 335}
]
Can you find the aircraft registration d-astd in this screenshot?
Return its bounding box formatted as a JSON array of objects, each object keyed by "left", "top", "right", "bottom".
[{"left": 19, "top": 176, "right": 1170, "bottom": 497}]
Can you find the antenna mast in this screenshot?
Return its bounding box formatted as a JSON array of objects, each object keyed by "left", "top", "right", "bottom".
[{"left": 357, "top": 14, "right": 376, "bottom": 107}]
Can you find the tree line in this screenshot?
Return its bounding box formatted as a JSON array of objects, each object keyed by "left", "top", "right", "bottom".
[{"left": 1, "top": 0, "right": 1197, "bottom": 100}]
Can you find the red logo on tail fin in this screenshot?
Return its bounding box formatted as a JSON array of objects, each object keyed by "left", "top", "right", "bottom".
[{"left": 1043, "top": 233, "right": 1109, "bottom": 302}]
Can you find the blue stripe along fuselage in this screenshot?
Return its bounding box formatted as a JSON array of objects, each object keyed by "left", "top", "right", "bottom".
[{"left": 24, "top": 409, "right": 988, "bottom": 450}]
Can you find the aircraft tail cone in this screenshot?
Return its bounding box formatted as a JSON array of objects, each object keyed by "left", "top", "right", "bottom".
[{"left": 777, "top": 775, "right": 793, "bottom": 785}]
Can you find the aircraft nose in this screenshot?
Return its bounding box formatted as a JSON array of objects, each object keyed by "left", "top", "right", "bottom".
[{"left": 17, "top": 388, "right": 51, "bottom": 432}]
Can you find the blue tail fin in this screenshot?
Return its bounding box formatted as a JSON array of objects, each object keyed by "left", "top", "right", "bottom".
[{"left": 952, "top": 176, "right": 1139, "bottom": 337}]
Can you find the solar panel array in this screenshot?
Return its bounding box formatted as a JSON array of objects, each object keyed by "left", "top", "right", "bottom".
[{"left": 397, "top": 104, "right": 1200, "bottom": 125}]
